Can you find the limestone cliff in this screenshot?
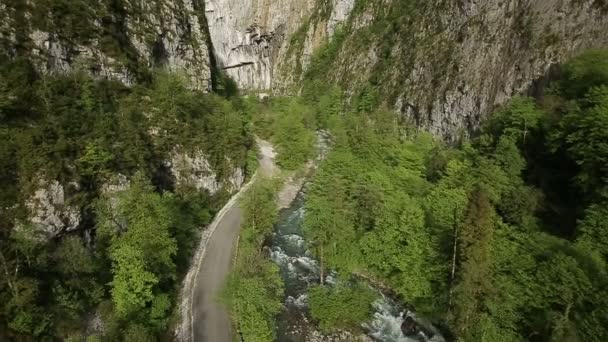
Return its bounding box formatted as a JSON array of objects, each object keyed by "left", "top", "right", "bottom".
[
  {"left": 1, "top": 0, "right": 212, "bottom": 90},
  {"left": 5, "top": 0, "right": 607, "bottom": 137},
  {"left": 167, "top": 148, "right": 245, "bottom": 194},
  {"left": 205, "top": 0, "right": 608, "bottom": 138},
  {"left": 16, "top": 180, "right": 81, "bottom": 240},
  {"left": 17, "top": 150, "right": 244, "bottom": 241},
  {"left": 281, "top": 0, "right": 608, "bottom": 139},
  {"left": 204, "top": 0, "right": 355, "bottom": 90}
]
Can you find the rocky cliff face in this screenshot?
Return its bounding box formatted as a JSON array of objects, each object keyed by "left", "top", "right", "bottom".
[
  {"left": 1, "top": 0, "right": 212, "bottom": 90},
  {"left": 283, "top": 0, "right": 608, "bottom": 139},
  {"left": 4, "top": 0, "right": 607, "bottom": 137},
  {"left": 204, "top": 0, "right": 314, "bottom": 90},
  {"left": 17, "top": 180, "right": 81, "bottom": 240},
  {"left": 19, "top": 151, "right": 244, "bottom": 241},
  {"left": 205, "top": 0, "right": 356, "bottom": 90},
  {"left": 167, "top": 148, "right": 245, "bottom": 193},
  {"left": 205, "top": 0, "right": 608, "bottom": 138}
]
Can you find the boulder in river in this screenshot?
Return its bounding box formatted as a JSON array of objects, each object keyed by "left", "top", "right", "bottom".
[{"left": 401, "top": 315, "right": 420, "bottom": 337}]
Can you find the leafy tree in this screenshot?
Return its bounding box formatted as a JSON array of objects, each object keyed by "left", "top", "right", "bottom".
[
  {"left": 50, "top": 236, "right": 103, "bottom": 334},
  {"left": 534, "top": 251, "right": 593, "bottom": 340},
  {"left": 487, "top": 97, "right": 543, "bottom": 144},
  {"left": 304, "top": 174, "right": 357, "bottom": 277},
  {"left": 576, "top": 203, "right": 608, "bottom": 261},
  {"left": 317, "top": 86, "right": 344, "bottom": 127},
  {"left": 224, "top": 257, "right": 283, "bottom": 342},
  {"left": 356, "top": 85, "right": 379, "bottom": 114},
  {"left": 483, "top": 223, "right": 538, "bottom": 339},
  {"left": 309, "top": 283, "right": 375, "bottom": 333},
  {"left": 148, "top": 293, "right": 171, "bottom": 330},
  {"left": 557, "top": 86, "right": 608, "bottom": 198},
  {"left": 450, "top": 189, "right": 495, "bottom": 339},
  {"left": 109, "top": 245, "right": 159, "bottom": 317},
  {"left": 272, "top": 99, "right": 316, "bottom": 170},
  {"left": 122, "top": 323, "right": 155, "bottom": 342},
  {"left": 560, "top": 49, "right": 608, "bottom": 99},
  {"left": 77, "top": 141, "right": 113, "bottom": 181},
  {"left": 361, "top": 196, "right": 440, "bottom": 304},
  {"left": 96, "top": 175, "right": 176, "bottom": 320},
  {"left": 240, "top": 179, "right": 278, "bottom": 243},
  {"left": 4, "top": 277, "right": 50, "bottom": 336}
]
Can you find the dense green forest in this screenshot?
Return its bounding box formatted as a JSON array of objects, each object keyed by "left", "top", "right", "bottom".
[
  {"left": 216, "top": 47, "right": 608, "bottom": 341},
  {"left": 0, "top": 54, "right": 253, "bottom": 340},
  {"left": 2, "top": 4, "right": 608, "bottom": 338},
  {"left": 249, "top": 97, "right": 317, "bottom": 171},
  {"left": 299, "top": 49, "right": 608, "bottom": 340}
]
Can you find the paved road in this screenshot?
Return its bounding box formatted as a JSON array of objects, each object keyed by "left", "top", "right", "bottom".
[
  {"left": 192, "top": 203, "right": 242, "bottom": 342},
  {"left": 191, "top": 140, "right": 276, "bottom": 342}
]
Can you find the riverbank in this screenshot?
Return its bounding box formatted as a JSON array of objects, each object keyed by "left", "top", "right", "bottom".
[{"left": 221, "top": 131, "right": 332, "bottom": 342}]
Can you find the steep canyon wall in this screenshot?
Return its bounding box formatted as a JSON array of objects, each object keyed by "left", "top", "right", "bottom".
[
  {"left": 206, "top": 0, "right": 608, "bottom": 139},
  {"left": 1, "top": 0, "right": 213, "bottom": 90}
]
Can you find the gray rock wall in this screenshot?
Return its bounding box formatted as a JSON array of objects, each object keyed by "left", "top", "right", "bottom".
[
  {"left": 205, "top": 0, "right": 355, "bottom": 90},
  {"left": 18, "top": 180, "right": 81, "bottom": 240},
  {"left": 321, "top": 0, "right": 608, "bottom": 140},
  {"left": 207, "top": 0, "right": 608, "bottom": 139},
  {"left": 167, "top": 148, "right": 245, "bottom": 194},
  {"left": 1, "top": 0, "right": 212, "bottom": 90}
]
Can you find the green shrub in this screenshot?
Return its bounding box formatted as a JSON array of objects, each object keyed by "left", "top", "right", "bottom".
[{"left": 309, "top": 283, "right": 376, "bottom": 333}]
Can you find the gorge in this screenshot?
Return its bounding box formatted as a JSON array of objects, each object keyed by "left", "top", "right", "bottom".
[{"left": 1, "top": 0, "right": 608, "bottom": 341}]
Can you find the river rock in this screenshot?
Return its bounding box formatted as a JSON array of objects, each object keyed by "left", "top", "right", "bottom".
[
  {"left": 401, "top": 315, "right": 420, "bottom": 337},
  {"left": 306, "top": 329, "right": 373, "bottom": 342}
]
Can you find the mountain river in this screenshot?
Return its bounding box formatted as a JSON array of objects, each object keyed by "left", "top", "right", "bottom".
[{"left": 268, "top": 191, "right": 446, "bottom": 342}]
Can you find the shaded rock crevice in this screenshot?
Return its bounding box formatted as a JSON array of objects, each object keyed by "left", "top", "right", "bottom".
[{"left": 204, "top": 0, "right": 355, "bottom": 90}]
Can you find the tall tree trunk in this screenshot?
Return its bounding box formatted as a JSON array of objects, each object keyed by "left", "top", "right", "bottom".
[
  {"left": 320, "top": 244, "right": 324, "bottom": 285},
  {"left": 448, "top": 224, "right": 458, "bottom": 307},
  {"left": 0, "top": 250, "right": 17, "bottom": 298}
]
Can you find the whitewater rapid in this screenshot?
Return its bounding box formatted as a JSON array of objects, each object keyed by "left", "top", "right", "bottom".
[{"left": 268, "top": 193, "right": 445, "bottom": 342}]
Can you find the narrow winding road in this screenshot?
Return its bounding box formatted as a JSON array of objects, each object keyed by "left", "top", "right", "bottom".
[{"left": 190, "top": 140, "right": 277, "bottom": 342}]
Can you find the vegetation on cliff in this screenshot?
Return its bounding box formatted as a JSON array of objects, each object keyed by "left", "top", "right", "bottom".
[
  {"left": 250, "top": 96, "right": 316, "bottom": 170},
  {"left": 0, "top": 54, "right": 253, "bottom": 340},
  {"left": 301, "top": 49, "right": 608, "bottom": 341},
  {"left": 1, "top": 0, "right": 213, "bottom": 84}
]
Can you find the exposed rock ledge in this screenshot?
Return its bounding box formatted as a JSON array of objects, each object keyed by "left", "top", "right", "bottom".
[
  {"left": 17, "top": 180, "right": 81, "bottom": 240},
  {"left": 205, "top": 0, "right": 356, "bottom": 91},
  {"left": 167, "top": 149, "right": 245, "bottom": 194}
]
